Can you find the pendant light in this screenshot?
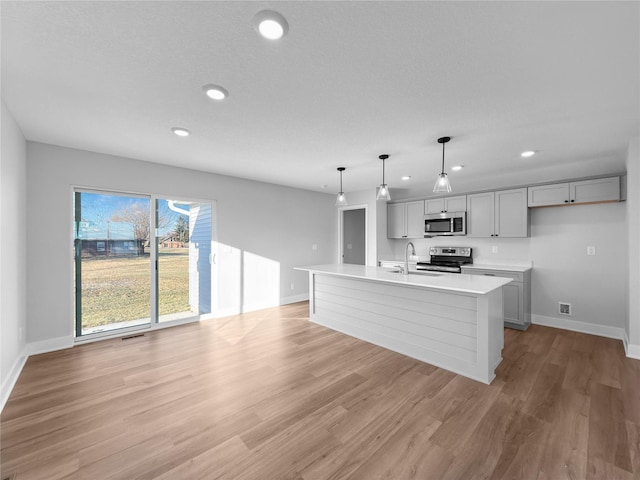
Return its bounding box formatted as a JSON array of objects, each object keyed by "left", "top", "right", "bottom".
[
  {"left": 335, "top": 167, "right": 348, "bottom": 206},
  {"left": 433, "top": 136, "right": 452, "bottom": 193},
  {"left": 376, "top": 154, "right": 391, "bottom": 201}
]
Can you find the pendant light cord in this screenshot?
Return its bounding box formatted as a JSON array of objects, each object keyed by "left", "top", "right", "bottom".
[{"left": 441, "top": 141, "right": 445, "bottom": 175}]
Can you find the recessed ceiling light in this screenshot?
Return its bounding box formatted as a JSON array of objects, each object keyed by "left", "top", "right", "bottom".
[
  {"left": 521, "top": 150, "right": 536, "bottom": 158},
  {"left": 203, "top": 84, "right": 229, "bottom": 100},
  {"left": 171, "top": 127, "right": 191, "bottom": 137},
  {"left": 401, "top": 176, "right": 411, "bottom": 181},
  {"left": 451, "top": 165, "right": 464, "bottom": 171},
  {"left": 253, "top": 10, "right": 289, "bottom": 40}
]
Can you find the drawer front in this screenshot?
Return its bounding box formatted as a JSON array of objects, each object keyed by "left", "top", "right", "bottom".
[{"left": 461, "top": 268, "right": 524, "bottom": 283}]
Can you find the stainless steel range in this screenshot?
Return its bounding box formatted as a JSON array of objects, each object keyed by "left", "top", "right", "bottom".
[{"left": 416, "top": 246, "right": 472, "bottom": 273}]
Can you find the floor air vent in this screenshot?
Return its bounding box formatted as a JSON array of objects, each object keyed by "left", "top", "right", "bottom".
[
  {"left": 122, "top": 333, "right": 145, "bottom": 341},
  {"left": 559, "top": 302, "right": 572, "bottom": 316}
]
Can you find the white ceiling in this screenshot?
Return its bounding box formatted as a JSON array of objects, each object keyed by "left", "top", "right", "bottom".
[{"left": 2, "top": 1, "right": 638, "bottom": 197}]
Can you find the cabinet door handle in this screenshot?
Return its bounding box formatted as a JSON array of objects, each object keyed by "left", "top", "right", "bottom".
[
  {"left": 484, "top": 273, "right": 496, "bottom": 276},
  {"left": 570, "top": 199, "right": 575, "bottom": 203},
  {"left": 564, "top": 200, "right": 569, "bottom": 203}
]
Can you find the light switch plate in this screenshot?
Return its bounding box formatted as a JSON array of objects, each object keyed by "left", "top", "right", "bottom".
[{"left": 587, "top": 246, "right": 596, "bottom": 256}]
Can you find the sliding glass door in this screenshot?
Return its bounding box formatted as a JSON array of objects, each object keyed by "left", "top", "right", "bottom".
[
  {"left": 74, "top": 190, "right": 213, "bottom": 338},
  {"left": 156, "top": 198, "right": 212, "bottom": 323},
  {"left": 74, "top": 191, "right": 152, "bottom": 336}
]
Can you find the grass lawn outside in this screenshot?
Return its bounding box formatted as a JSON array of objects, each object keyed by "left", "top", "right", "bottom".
[{"left": 79, "top": 248, "right": 191, "bottom": 328}]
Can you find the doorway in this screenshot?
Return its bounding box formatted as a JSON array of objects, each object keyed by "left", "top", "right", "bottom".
[{"left": 340, "top": 207, "right": 367, "bottom": 265}]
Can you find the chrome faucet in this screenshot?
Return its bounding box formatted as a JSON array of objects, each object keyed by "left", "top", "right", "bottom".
[{"left": 404, "top": 241, "right": 416, "bottom": 275}]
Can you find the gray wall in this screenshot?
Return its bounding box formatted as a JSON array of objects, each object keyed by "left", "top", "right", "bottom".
[
  {"left": 1, "top": 102, "right": 28, "bottom": 405},
  {"left": 386, "top": 201, "right": 628, "bottom": 331},
  {"left": 26, "top": 142, "right": 335, "bottom": 344}
]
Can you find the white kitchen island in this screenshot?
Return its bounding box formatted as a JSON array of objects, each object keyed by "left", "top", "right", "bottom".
[{"left": 295, "top": 264, "right": 512, "bottom": 384}]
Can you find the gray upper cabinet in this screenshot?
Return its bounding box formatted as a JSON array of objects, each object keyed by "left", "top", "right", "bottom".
[
  {"left": 387, "top": 203, "right": 406, "bottom": 239},
  {"left": 424, "top": 195, "right": 467, "bottom": 214},
  {"left": 495, "top": 189, "right": 529, "bottom": 237},
  {"left": 466, "top": 192, "right": 494, "bottom": 237},
  {"left": 571, "top": 177, "right": 620, "bottom": 204},
  {"left": 387, "top": 201, "right": 424, "bottom": 239},
  {"left": 467, "top": 188, "right": 528, "bottom": 238},
  {"left": 527, "top": 183, "right": 569, "bottom": 207},
  {"left": 528, "top": 176, "right": 620, "bottom": 207}
]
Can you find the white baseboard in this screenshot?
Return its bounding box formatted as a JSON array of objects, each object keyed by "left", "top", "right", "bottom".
[
  {"left": 211, "top": 306, "right": 241, "bottom": 318},
  {"left": 212, "top": 294, "right": 309, "bottom": 318},
  {"left": 531, "top": 314, "right": 625, "bottom": 340},
  {"left": 280, "top": 293, "right": 309, "bottom": 305},
  {"left": 243, "top": 294, "right": 310, "bottom": 313},
  {"left": 623, "top": 330, "right": 640, "bottom": 359},
  {"left": 1, "top": 345, "right": 29, "bottom": 413},
  {"left": 28, "top": 336, "right": 74, "bottom": 356}
]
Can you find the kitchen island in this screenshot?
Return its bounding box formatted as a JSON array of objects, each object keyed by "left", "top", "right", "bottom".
[{"left": 295, "top": 264, "right": 512, "bottom": 384}]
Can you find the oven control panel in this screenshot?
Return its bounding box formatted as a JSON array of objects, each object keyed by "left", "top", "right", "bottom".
[{"left": 429, "top": 246, "right": 471, "bottom": 257}]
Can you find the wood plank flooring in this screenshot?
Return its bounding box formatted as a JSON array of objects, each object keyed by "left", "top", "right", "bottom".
[{"left": 2, "top": 301, "right": 639, "bottom": 479}]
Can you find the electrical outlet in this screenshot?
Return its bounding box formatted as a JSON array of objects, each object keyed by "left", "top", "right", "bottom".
[
  {"left": 290, "top": 283, "right": 295, "bottom": 290},
  {"left": 491, "top": 245, "right": 498, "bottom": 254},
  {"left": 587, "top": 246, "right": 596, "bottom": 256},
  {"left": 312, "top": 244, "right": 318, "bottom": 251}
]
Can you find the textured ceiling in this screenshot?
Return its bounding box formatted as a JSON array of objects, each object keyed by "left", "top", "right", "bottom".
[{"left": 2, "top": 1, "right": 638, "bottom": 197}]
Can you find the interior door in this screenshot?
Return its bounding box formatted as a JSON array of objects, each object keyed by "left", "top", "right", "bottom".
[{"left": 342, "top": 208, "right": 366, "bottom": 265}]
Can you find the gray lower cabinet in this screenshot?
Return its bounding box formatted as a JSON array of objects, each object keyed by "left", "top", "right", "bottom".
[{"left": 461, "top": 267, "right": 531, "bottom": 330}]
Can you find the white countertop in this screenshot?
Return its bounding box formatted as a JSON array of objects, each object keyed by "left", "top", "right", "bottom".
[
  {"left": 461, "top": 263, "right": 532, "bottom": 273},
  {"left": 296, "top": 264, "right": 512, "bottom": 295}
]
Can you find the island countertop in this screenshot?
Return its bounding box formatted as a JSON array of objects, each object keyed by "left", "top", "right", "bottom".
[{"left": 295, "top": 264, "right": 511, "bottom": 295}]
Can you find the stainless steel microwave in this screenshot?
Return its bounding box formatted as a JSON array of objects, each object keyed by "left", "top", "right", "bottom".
[{"left": 424, "top": 211, "right": 467, "bottom": 236}]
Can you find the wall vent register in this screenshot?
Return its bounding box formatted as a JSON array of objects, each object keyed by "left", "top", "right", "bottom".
[{"left": 559, "top": 302, "right": 572, "bottom": 316}]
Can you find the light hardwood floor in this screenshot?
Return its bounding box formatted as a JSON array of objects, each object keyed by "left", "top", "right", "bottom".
[{"left": 2, "top": 301, "right": 639, "bottom": 479}]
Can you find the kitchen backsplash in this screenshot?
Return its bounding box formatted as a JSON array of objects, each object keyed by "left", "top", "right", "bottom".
[{"left": 387, "top": 236, "right": 532, "bottom": 266}]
